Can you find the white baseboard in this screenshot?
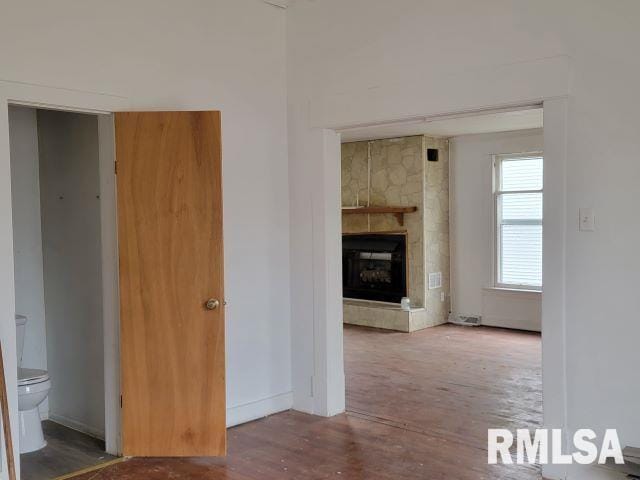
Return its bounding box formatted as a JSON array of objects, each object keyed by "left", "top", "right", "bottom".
[
  {"left": 227, "top": 391, "right": 293, "bottom": 428},
  {"left": 48, "top": 413, "right": 105, "bottom": 440},
  {"left": 50, "top": 393, "right": 292, "bottom": 442},
  {"left": 482, "top": 315, "right": 541, "bottom": 332}
]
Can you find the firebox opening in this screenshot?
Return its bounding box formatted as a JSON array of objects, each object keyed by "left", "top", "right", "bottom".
[{"left": 342, "top": 233, "right": 407, "bottom": 303}]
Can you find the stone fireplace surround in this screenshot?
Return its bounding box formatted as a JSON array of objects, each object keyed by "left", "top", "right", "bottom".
[{"left": 341, "top": 135, "right": 450, "bottom": 332}]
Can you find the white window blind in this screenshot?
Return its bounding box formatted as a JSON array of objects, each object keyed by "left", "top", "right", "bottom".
[{"left": 495, "top": 154, "right": 543, "bottom": 289}]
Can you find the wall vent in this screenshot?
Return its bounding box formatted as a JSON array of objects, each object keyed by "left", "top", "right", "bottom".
[
  {"left": 428, "top": 272, "right": 442, "bottom": 289},
  {"left": 449, "top": 314, "right": 482, "bottom": 327}
]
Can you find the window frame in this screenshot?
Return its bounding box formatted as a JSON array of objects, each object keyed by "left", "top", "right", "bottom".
[{"left": 492, "top": 152, "right": 544, "bottom": 291}]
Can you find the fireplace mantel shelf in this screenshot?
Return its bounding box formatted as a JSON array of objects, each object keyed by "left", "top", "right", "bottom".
[{"left": 342, "top": 206, "right": 418, "bottom": 226}]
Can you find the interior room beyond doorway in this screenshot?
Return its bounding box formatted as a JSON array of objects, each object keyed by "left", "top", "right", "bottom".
[{"left": 9, "top": 105, "right": 116, "bottom": 479}]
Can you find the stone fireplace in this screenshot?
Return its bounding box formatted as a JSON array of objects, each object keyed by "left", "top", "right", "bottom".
[{"left": 341, "top": 135, "right": 450, "bottom": 332}]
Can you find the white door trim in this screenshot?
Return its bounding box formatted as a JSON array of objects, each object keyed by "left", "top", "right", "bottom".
[
  {"left": 540, "top": 97, "right": 569, "bottom": 480},
  {"left": 97, "top": 114, "right": 121, "bottom": 456}
]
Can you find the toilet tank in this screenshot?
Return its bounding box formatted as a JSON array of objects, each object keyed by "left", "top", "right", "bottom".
[{"left": 15, "top": 314, "right": 27, "bottom": 368}]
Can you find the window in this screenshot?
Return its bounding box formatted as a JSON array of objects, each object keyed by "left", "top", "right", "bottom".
[{"left": 494, "top": 153, "right": 543, "bottom": 290}]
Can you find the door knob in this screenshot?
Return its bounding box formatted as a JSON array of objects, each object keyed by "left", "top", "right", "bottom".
[{"left": 205, "top": 298, "right": 220, "bottom": 310}]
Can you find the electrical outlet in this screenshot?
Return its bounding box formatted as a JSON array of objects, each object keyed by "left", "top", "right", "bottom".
[{"left": 441, "top": 292, "right": 445, "bottom": 302}]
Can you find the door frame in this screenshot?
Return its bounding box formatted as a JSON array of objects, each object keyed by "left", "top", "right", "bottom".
[
  {"left": 309, "top": 98, "right": 568, "bottom": 480},
  {"left": 0, "top": 80, "right": 131, "bottom": 476}
]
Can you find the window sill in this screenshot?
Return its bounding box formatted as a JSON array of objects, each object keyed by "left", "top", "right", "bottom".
[{"left": 483, "top": 286, "right": 542, "bottom": 296}]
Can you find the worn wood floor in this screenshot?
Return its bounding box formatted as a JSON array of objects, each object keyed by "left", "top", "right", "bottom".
[
  {"left": 70, "top": 324, "right": 542, "bottom": 479},
  {"left": 21, "top": 421, "right": 116, "bottom": 480}
]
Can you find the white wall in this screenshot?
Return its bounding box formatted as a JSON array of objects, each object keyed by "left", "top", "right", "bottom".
[
  {"left": 2, "top": 2, "right": 639, "bottom": 479},
  {"left": 9, "top": 107, "right": 47, "bottom": 375},
  {"left": 287, "top": 1, "right": 640, "bottom": 479},
  {"left": 37, "top": 109, "right": 105, "bottom": 438},
  {"left": 450, "top": 129, "right": 543, "bottom": 332},
  {"left": 8, "top": 105, "right": 49, "bottom": 428},
  {"left": 0, "top": 1, "right": 290, "bottom": 477}
]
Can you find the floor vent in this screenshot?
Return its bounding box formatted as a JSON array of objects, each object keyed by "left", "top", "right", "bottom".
[{"left": 449, "top": 314, "right": 482, "bottom": 327}]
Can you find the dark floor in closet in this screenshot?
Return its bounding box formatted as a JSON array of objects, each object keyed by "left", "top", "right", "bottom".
[{"left": 21, "top": 421, "right": 116, "bottom": 480}]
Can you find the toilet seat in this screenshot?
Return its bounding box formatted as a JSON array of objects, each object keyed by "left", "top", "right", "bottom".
[{"left": 18, "top": 368, "right": 49, "bottom": 386}]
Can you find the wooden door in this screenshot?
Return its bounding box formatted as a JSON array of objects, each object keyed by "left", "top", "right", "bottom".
[{"left": 115, "top": 111, "right": 225, "bottom": 456}]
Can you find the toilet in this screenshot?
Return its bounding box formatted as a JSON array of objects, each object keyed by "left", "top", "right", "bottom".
[{"left": 16, "top": 314, "right": 51, "bottom": 453}]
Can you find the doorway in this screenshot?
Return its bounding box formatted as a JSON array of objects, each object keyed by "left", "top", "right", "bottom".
[
  {"left": 7, "top": 105, "right": 228, "bottom": 477},
  {"left": 330, "top": 104, "right": 561, "bottom": 476},
  {"left": 9, "top": 105, "right": 119, "bottom": 479},
  {"left": 0, "top": 81, "right": 230, "bottom": 478}
]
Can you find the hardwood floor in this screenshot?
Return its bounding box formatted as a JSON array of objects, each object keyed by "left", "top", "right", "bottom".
[
  {"left": 21, "top": 421, "right": 116, "bottom": 480},
  {"left": 345, "top": 324, "right": 542, "bottom": 454},
  {"left": 69, "top": 324, "right": 542, "bottom": 479}
]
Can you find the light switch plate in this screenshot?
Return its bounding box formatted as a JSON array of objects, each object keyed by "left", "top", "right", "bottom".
[{"left": 579, "top": 208, "right": 595, "bottom": 231}]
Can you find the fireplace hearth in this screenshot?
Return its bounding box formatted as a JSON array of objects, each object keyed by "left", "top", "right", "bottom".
[{"left": 342, "top": 233, "right": 407, "bottom": 303}]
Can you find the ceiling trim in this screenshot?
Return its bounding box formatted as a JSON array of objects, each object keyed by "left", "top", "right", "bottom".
[
  {"left": 338, "top": 106, "right": 543, "bottom": 142},
  {"left": 336, "top": 103, "right": 542, "bottom": 134}
]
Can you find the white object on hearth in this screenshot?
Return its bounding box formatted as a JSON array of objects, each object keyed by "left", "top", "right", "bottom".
[{"left": 400, "top": 297, "right": 411, "bottom": 311}]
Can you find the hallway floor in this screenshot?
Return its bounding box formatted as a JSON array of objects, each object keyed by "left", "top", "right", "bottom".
[{"left": 69, "top": 324, "right": 542, "bottom": 479}]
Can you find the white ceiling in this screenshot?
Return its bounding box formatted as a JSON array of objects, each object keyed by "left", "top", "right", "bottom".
[{"left": 339, "top": 108, "right": 543, "bottom": 143}]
